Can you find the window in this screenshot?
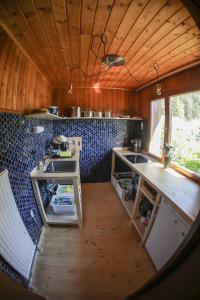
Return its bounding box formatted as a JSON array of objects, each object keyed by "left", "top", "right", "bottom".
[
  {"left": 149, "top": 98, "right": 165, "bottom": 158},
  {"left": 170, "top": 92, "right": 200, "bottom": 175}
]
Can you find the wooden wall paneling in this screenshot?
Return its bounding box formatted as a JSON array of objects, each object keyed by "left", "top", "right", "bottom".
[
  {"left": 17, "top": 0, "right": 62, "bottom": 86},
  {"left": 1, "top": 42, "right": 15, "bottom": 109},
  {"left": 0, "top": 30, "right": 52, "bottom": 113},
  {"left": 51, "top": 88, "right": 136, "bottom": 117},
  {"left": 135, "top": 65, "right": 200, "bottom": 119},
  {"left": 9, "top": 45, "right": 21, "bottom": 111},
  {"left": 0, "top": 0, "right": 54, "bottom": 84}
]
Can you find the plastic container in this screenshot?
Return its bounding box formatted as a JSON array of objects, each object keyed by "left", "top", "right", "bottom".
[
  {"left": 50, "top": 194, "right": 76, "bottom": 215},
  {"left": 56, "top": 184, "right": 74, "bottom": 194}
]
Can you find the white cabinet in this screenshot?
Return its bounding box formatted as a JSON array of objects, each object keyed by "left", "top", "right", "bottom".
[{"left": 145, "top": 197, "right": 190, "bottom": 271}]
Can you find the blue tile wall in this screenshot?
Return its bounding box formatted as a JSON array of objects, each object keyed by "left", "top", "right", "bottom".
[
  {"left": 0, "top": 113, "right": 53, "bottom": 285},
  {"left": 53, "top": 119, "right": 145, "bottom": 182},
  {"left": 0, "top": 114, "right": 146, "bottom": 286}
]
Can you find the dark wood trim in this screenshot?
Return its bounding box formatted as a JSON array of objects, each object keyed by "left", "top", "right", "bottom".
[
  {"left": 181, "top": 0, "right": 200, "bottom": 29},
  {"left": 170, "top": 163, "right": 200, "bottom": 184}
]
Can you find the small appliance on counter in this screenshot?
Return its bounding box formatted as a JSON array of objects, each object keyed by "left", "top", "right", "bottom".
[{"left": 51, "top": 135, "right": 74, "bottom": 157}]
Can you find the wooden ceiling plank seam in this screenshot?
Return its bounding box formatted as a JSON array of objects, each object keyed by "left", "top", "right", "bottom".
[
  {"left": 121, "top": 2, "right": 184, "bottom": 70},
  {"left": 152, "top": 36, "right": 200, "bottom": 68},
  {"left": 65, "top": 0, "right": 81, "bottom": 66},
  {"left": 0, "top": 4, "right": 54, "bottom": 85},
  {"left": 98, "top": 0, "right": 151, "bottom": 86},
  {"left": 50, "top": 0, "right": 72, "bottom": 64},
  {"left": 107, "top": 0, "right": 185, "bottom": 87},
  {"left": 49, "top": 0, "right": 72, "bottom": 85},
  {"left": 128, "top": 51, "right": 200, "bottom": 90},
  {"left": 124, "top": 24, "right": 199, "bottom": 87},
  {"left": 18, "top": 0, "right": 62, "bottom": 85},
  {"left": 0, "top": 38, "right": 13, "bottom": 109},
  {"left": 90, "top": 0, "right": 133, "bottom": 86},
  {"left": 138, "top": 53, "right": 200, "bottom": 89},
  {"left": 65, "top": 0, "right": 82, "bottom": 86},
  {"left": 117, "top": 13, "right": 195, "bottom": 87},
  {"left": 124, "top": 24, "right": 200, "bottom": 87},
  {"left": 81, "top": 0, "right": 99, "bottom": 89},
  {"left": 1, "top": 0, "right": 57, "bottom": 83},
  {"left": 80, "top": 0, "right": 98, "bottom": 79},
  {"left": 85, "top": 0, "right": 115, "bottom": 84},
  {"left": 103, "top": 0, "right": 167, "bottom": 86},
  {"left": 65, "top": 0, "right": 78, "bottom": 78},
  {"left": 156, "top": 41, "right": 200, "bottom": 69},
  {"left": 33, "top": 0, "right": 69, "bottom": 86}
]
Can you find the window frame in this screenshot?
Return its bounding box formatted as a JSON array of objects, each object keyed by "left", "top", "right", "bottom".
[
  {"left": 148, "top": 97, "right": 166, "bottom": 162},
  {"left": 148, "top": 91, "right": 200, "bottom": 183}
]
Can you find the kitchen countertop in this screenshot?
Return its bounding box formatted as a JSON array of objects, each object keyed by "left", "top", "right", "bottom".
[
  {"left": 31, "top": 153, "right": 80, "bottom": 180},
  {"left": 113, "top": 148, "right": 200, "bottom": 224}
]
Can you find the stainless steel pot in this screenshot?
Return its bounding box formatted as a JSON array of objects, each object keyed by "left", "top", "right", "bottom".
[
  {"left": 71, "top": 107, "right": 81, "bottom": 117},
  {"left": 93, "top": 112, "right": 103, "bottom": 118},
  {"left": 104, "top": 112, "right": 112, "bottom": 118},
  {"left": 82, "top": 111, "right": 93, "bottom": 117}
]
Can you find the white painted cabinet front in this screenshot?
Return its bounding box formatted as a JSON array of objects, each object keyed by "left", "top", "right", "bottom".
[{"left": 145, "top": 197, "right": 190, "bottom": 271}]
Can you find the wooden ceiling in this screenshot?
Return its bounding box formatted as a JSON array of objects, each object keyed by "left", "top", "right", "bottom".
[{"left": 0, "top": 0, "right": 199, "bottom": 90}]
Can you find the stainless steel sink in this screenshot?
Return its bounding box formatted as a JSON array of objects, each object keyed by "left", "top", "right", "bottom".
[
  {"left": 44, "top": 161, "right": 76, "bottom": 173},
  {"left": 123, "top": 154, "right": 151, "bottom": 164}
]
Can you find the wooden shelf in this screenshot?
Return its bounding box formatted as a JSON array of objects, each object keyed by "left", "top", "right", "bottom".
[
  {"left": 140, "top": 187, "right": 155, "bottom": 205},
  {"left": 45, "top": 203, "right": 78, "bottom": 225},
  {"left": 25, "top": 112, "right": 143, "bottom": 121},
  {"left": 25, "top": 112, "right": 63, "bottom": 120}
]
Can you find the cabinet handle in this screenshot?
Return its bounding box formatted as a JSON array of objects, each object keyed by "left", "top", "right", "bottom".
[
  {"left": 174, "top": 220, "right": 178, "bottom": 224},
  {"left": 181, "top": 232, "right": 185, "bottom": 237}
]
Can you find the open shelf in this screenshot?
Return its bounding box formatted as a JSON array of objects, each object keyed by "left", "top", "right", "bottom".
[
  {"left": 140, "top": 179, "right": 158, "bottom": 204},
  {"left": 25, "top": 112, "right": 63, "bottom": 120},
  {"left": 45, "top": 203, "right": 78, "bottom": 225},
  {"left": 25, "top": 112, "right": 143, "bottom": 121}
]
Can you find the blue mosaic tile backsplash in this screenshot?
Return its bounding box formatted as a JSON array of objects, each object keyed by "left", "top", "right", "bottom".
[
  {"left": 0, "top": 113, "right": 145, "bottom": 286},
  {"left": 53, "top": 119, "right": 145, "bottom": 182},
  {"left": 0, "top": 112, "right": 53, "bottom": 285}
]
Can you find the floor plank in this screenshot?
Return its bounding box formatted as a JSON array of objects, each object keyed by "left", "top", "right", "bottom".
[{"left": 31, "top": 183, "right": 156, "bottom": 300}]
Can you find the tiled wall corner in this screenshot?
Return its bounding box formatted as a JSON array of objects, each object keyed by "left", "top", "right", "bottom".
[{"left": 0, "top": 113, "right": 53, "bottom": 285}]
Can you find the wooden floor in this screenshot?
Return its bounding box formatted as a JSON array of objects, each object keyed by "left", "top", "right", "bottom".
[{"left": 31, "top": 183, "right": 156, "bottom": 300}]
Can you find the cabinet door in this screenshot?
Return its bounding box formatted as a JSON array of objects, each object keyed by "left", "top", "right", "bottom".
[{"left": 145, "top": 198, "right": 190, "bottom": 271}]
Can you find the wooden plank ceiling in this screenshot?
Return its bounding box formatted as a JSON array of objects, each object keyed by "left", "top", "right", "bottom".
[{"left": 0, "top": 0, "right": 199, "bottom": 90}]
